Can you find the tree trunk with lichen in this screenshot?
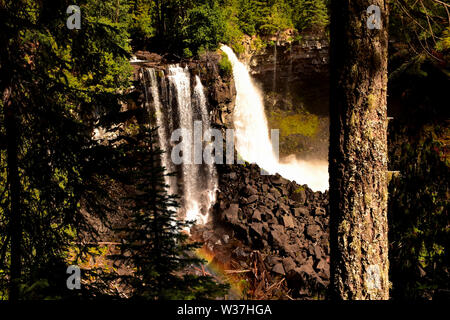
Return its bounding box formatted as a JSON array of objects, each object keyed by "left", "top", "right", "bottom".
[{"left": 329, "top": 0, "right": 389, "bottom": 300}]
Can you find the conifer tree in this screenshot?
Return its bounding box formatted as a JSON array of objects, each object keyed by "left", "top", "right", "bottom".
[
  {"left": 291, "top": 0, "right": 329, "bottom": 32},
  {"left": 0, "top": 0, "right": 132, "bottom": 299},
  {"left": 329, "top": 0, "right": 389, "bottom": 299},
  {"left": 110, "top": 127, "right": 228, "bottom": 300}
]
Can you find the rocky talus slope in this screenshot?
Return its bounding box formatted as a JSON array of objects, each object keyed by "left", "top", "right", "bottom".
[{"left": 192, "top": 163, "right": 330, "bottom": 299}]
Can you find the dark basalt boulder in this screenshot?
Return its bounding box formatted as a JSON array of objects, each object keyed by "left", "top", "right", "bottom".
[{"left": 207, "top": 162, "right": 330, "bottom": 299}]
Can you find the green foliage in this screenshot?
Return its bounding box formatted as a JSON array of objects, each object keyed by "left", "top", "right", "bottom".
[
  {"left": 231, "top": 0, "right": 325, "bottom": 36},
  {"left": 183, "top": 2, "right": 227, "bottom": 56},
  {"left": 389, "top": 130, "right": 449, "bottom": 299},
  {"left": 183, "top": 48, "right": 193, "bottom": 58},
  {"left": 221, "top": 1, "right": 245, "bottom": 54},
  {"left": 0, "top": 0, "right": 132, "bottom": 299},
  {"left": 109, "top": 128, "right": 228, "bottom": 300},
  {"left": 236, "top": 0, "right": 258, "bottom": 35},
  {"left": 387, "top": 45, "right": 450, "bottom": 299},
  {"left": 436, "top": 26, "right": 450, "bottom": 52},
  {"left": 259, "top": 0, "right": 293, "bottom": 35},
  {"left": 289, "top": 0, "right": 328, "bottom": 32},
  {"left": 133, "top": 0, "right": 329, "bottom": 55},
  {"left": 390, "top": 0, "right": 450, "bottom": 64},
  {"left": 143, "top": 0, "right": 227, "bottom": 56},
  {"left": 269, "top": 110, "right": 319, "bottom": 137},
  {"left": 219, "top": 52, "right": 233, "bottom": 77},
  {"left": 128, "top": 0, "right": 156, "bottom": 48}
]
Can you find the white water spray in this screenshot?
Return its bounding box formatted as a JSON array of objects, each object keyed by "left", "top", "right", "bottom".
[
  {"left": 145, "top": 68, "right": 174, "bottom": 194},
  {"left": 167, "top": 65, "right": 203, "bottom": 223},
  {"left": 194, "top": 76, "right": 218, "bottom": 220},
  {"left": 221, "top": 45, "right": 328, "bottom": 192},
  {"left": 145, "top": 66, "right": 219, "bottom": 226}
]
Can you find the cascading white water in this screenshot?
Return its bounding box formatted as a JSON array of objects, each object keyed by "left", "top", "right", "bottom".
[
  {"left": 145, "top": 68, "right": 174, "bottom": 195},
  {"left": 220, "top": 46, "right": 279, "bottom": 170},
  {"left": 167, "top": 65, "right": 203, "bottom": 223},
  {"left": 221, "top": 45, "right": 329, "bottom": 192},
  {"left": 193, "top": 76, "right": 218, "bottom": 220},
  {"left": 144, "top": 66, "right": 219, "bottom": 226}
]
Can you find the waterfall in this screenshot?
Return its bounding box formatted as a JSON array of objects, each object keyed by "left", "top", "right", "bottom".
[
  {"left": 145, "top": 68, "right": 174, "bottom": 195},
  {"left": 193, "top": 75, "right": 218, "bottom": 219},
  {"left": 221, "top": 45, "right": 329, "bottom": 192},
  {"left": 167, "top": 65, "right": 202, "bottom": 223},
  {"left": 220, "top": 45, "right": 279, "bottom": 171},
  {"left": 144, "top": 65, "right": 216, "bottom": 225}
]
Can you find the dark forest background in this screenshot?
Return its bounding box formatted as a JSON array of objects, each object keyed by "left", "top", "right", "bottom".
[{"left": 0, "top": 0, "right": 448, "bottom": 300}]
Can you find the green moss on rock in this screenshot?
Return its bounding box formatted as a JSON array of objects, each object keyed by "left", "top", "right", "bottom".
[{"left": 269, "top": 110, "right": 319, "bottom": 138}]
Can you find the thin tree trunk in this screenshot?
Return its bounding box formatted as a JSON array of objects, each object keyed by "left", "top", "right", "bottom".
[
  {"left": 155, "top": 0, "right": 163, "bottom": 40},
  {"left": 149, "top": 137, "right": 162, "bottom": 298},
  {"left": 115, "top": 0, "right": 120, "bottom": 23},
  {"left": 3, "top": 87, "right": 22, "bottom": 300},
  {"left": 329, "top": 0, "right": 390, "bottom": 299}
]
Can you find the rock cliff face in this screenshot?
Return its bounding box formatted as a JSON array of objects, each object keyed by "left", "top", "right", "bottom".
[
  {"left": 192, "top": 53, "right": 236, "bottom": 130},
  {"left": 240, "top": 34, "right": 330, "bottom": 161},
  {"left": 131, "top": 50, "right": 236, "bottom": 132},
  {"left": 246, "top": 34, "right": 329, "bottom": 82},
  {"left": 131, "top": 32, "right": 330, "bottom": 149}
]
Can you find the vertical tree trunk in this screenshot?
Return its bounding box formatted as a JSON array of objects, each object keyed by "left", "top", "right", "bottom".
[
  {"left": 115, "top": 0, "right": 120, "bottom": 23},
  {"left": 155, "top": 0, "right": 164, "bottom": 40},
  {"left": 329, "top": 0, "right": 389, "bottom": 299},
  {"left": 3, "top": 87, "right": 22, "bottom": 300},
  {"left": 149, "top": 136, "right": 162, "bottom": 298}
]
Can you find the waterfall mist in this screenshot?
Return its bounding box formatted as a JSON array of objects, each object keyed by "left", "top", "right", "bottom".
[
  {"left": 167, "top": 65, "right": 200, "bottom": 223},
  {"left": 221, "top": 45, "right": 329, "bottom": 192},
  {"left": 193, "top": 75, "right": 218, "bottom": 220}
]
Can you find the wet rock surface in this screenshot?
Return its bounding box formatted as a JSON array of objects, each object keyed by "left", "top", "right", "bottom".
[
  {"left": 130, "top": 51, "right": 236, "bottom": 132},
  {"left": 243, "top": 33, "right": 330, "bottom": 161}
]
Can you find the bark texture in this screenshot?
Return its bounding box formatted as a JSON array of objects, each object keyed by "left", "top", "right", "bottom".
[{"left": 329, "top": 0, "right": 389, "bottom": 299}]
